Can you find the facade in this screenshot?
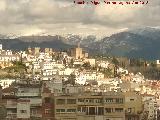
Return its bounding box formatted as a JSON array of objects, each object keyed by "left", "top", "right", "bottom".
[
  {"left": 54, "top": 92, "right": 125, "bottom": 120},
  {"left": 0, "top": 49, "right": 20, "bottom": 68},
  {"left": 42, "top": 84, "right": 55, "bottom": 120},
  {"left": 97, "top": 61, "right": 110, "bottom": 69},
  {"left": 84, "top": 58, "right": 96, "bottom": 67},
  {"left": 144, "top": 99, "right": 158, "bottom": 120},
  {"left": 71, "top": 44, "right": 84, "bottom": 59},
  {"left": 124, "top": 91, "right": 143, "bottom": 120},
  {"left": 44, "top": 48, "right": 53, "bottom": 54},
  {"left": 0, "top": 44, "right": 2, "bottom": 50},
  {"left": 0, "top": 79, "right": 15, "bottom": 89},
  {"left": 17, "top": 99, "right": 30, "bottom": 119},
  {"left": 156, "top": 60, "right": 160, "bottom": 67},
  {"left": 1, "top": 80, "right": 43, "bottom": 120},
  {"left": 34, "top": 47, "right": 40, "bottom": 55}
]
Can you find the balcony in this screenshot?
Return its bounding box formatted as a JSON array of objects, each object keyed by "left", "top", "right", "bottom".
[
  {"left": 6, "top": 104, "right": 17, "bottom": 108},
  {"left": 6, "top": 101, "right": 17, "bottom": 108},
  {"left": 30, "top": 113, "right": 42, "bottom": 118},
  {"left": 31, "top": 103, "right": 42, "bottom": 107},
  {"left": 30, "top": 98, "right": 42, "bottom": 107},
  {"left": 17, "top": 93, "right": 41, "bottom": 97},
  {"left": 7, "top": 113, "right": 17, "bottom": 119}
]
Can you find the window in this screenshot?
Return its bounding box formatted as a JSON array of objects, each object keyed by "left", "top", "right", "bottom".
[
  {"left": 77, "top": 107, "right": 81, "bottom": 112},
  {"left": 78, "top": 98, "right": 84, "bottom": 102},
  {"left": 67, "top": 89, "right": 69, "bottom": 93},
  {"left": 98, "top": 107, "right": 104, "bottom": 115},
  {"left": 82, "top": 107, "right": 86, "bottom": 112},
  {"left": 67, "top": 109, "right": 76, "bottom": 112},
  {"left": 105, "top": 108, "right": 113, "bottom": 113},
  {"left": 56, "top": 109, "right": 65, "bottom": 113},
  {"left": 115, "top": 98, "right": 123, "bottom": 103},
  {"left": 89, "top": 99, "right": 94, "bottom": 103},
  {"left": 31, "top": 109, "right": 37, "bottom": 114},
  {"left": 130, "top": 99, "right": 134, "bottom": 101},
  {"left": 56, "top": 99, "right": 65, "bottom": 104},
  {"left": 20, "top": 110, "right": 27, "bottom": 113},
  {"left": 67, "top": 99, "right": 76, "bottom": 104},
  {"left": 106, "top": 98, "right": 113, "bottom": 103},
  {"left": 128, "top": 108, "right": 132, "bottom": 113},
  {"left": 45, "top": 109, "right": 51, "bottom": 114},
  {"left": 88, "top": 107, "right": 96, "bottom": 115},
  {"left": 95, "top": 99, "right": 103, "bottom": 103},
  {"left": 115, "top": 108, "right": 123, "bottom": 112},
  {"left": 86, "top": 99, "right": 94, "bottom": 103}
]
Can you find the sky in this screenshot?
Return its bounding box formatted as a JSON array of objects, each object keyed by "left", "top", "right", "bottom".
[{"left": 0, "top": 0, "right": 160, "bottom": 38}]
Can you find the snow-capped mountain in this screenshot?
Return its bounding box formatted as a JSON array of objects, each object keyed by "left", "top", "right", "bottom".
[
  {"left": 1, "top": 27, "right": 160, "bottom": 60},
  {"left": 88, "top": 27, "right": 160, "bottom": 60}
]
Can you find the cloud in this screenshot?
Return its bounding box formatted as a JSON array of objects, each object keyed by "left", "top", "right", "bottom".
[
  {"left": 0, "top": 0, "right": 160, "bottom": 37},
  {"left": 0, "top": 1, "right": 6, "bottom": 11}
]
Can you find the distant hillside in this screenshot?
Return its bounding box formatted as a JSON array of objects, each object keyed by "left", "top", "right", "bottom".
[
  {"left": 1, "top": 27, "right": 160, "bottom": 60},
  {"left": 0, "top": 38, "right": 73, "bottom": 51},
  {"left": 88, "top": 27, "right": 160, "bottom": 60}
]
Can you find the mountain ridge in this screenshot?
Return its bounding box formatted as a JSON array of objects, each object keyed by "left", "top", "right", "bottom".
[{"left": 0, "top": 27, "right": 160, "bottom": 60}]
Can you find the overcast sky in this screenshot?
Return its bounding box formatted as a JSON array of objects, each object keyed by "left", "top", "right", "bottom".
[{"left": 0, "top": 0, "right": 159, "bottom": 37}]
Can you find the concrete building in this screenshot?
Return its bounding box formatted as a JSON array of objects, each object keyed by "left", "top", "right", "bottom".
[
  {"left": 0, "top": 54, "right": 20, "bottom": 62},
  {"left": 0, "top": 44, "right": 2, "bottom": 50},
  {"left": 54, "top": 91, "right": 125, "bottom": 120},
  {"left": 1, "top": 79, "right": 43, "bottom": 120},
  {"left": 45, "top": 48, "right": 53, "bottom": 55},
  {"left": 17, "top": 99, "right": 30, "bottom": 119},
  {"left": 83, "top": 58, "right": 96, "bottom": 67},
  {"left": 42, "top": 85, "right": 54, "bottom": 120},
  {"left": 0, "top": 79, "right": 15, "bottom": 89},
  {"left": 124, "top": 91, "right": 143, "bottom": 120},
  {"left": 144, "top": 99, "right": 158, "bottom": 120},
  {"left": 71, "top": 43, "right": 84, "bottom": 59},
  {"left": 28, "top": 47, "right": 32, "bottom": 54},
  {"left": 97, "top": 61, "right": 110, "bottom": 69},
  {"left": 34, "top": 47, "right": 40, "bottom": 55}
]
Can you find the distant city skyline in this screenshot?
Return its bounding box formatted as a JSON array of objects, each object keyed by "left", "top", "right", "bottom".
[{"left": 0, "top": 0, "right": 160, "bottom": 37}]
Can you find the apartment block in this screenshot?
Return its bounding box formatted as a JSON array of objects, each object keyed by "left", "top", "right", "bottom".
[{"left": 54, "top": 92, "right": 125, "bottom": 120}]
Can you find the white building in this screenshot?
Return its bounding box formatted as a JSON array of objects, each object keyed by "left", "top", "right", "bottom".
[
  {"left": 0, "top": 79, "right": 15, "bottom": 89},
  {"left": 41, "top": 61, "right": 54, "bottom": 70},
  {"left": 75, "top": 71, "right": 105, "bottom": 85},
  {"left": 132, "top": 72, "right": 145, "bottom": 83},
  {"left": 17, "top": 99, "right": 30, "bottom": 119},
  {"left": 97, "top": 61, "right": 110, "bottom": 68},
  {"left": 117, "top": 67, "right": 128, "bottom": 75},
  {"left": 144, "top": 99, "right": 158, "bottom": 120},
  {"left": 58, "top": 68, "right": 75, "bottom": 76},
  {"left": 0, "top": 44, "right": 2, "bottom": 50},
  {"left": 83, "top": 58, "right": 96, "bottom": 67}
]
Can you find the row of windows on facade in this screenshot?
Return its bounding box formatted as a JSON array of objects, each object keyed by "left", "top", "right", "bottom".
[
  {"left": 19, "top": 109, "right": 51, "bottom": 114},
  {"left": 56, "top": 107, "right": 124, "bottom": 114},
  {"left": 56, "top": 98, "right": 124, "bottom": 104},
  {"left": 12, "top": 107, "right": 124, "bottom": 116}
]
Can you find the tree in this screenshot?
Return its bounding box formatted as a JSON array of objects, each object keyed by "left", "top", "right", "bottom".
[
  {"left": 70, "top": 59, "right": 74, "bottom": 67},
  {"left": 102, "top": 68, "right": 113, "bottom": 78},
  {"left": 82, "top": 62, "right": 91, "bottom": 69},
  {"left": 67, "top": 73, "right": 76, "bottom": 85},
  {"left": 63, "top": 58, "right": 66, "bottom": 66},
  {"left": 112, "top": 57, "right": 119, "bottom": 65},
  {"left": 150, "top": 62, "right": 156, "bottom": 67}
]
